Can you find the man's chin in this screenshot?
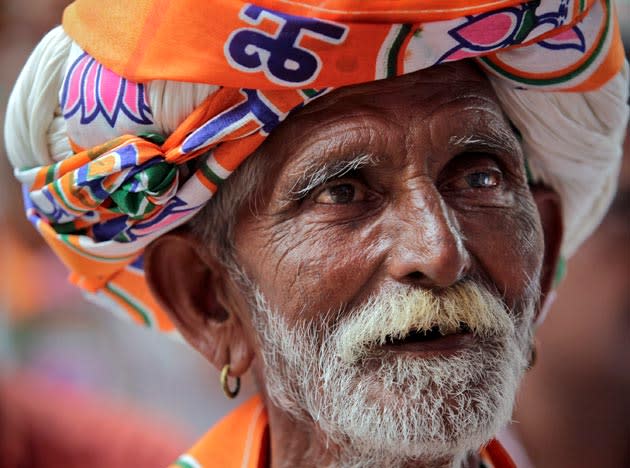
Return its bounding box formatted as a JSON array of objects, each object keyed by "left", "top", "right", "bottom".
[{"left": 312, "top": 342, "right": 524, "bottom": 462}]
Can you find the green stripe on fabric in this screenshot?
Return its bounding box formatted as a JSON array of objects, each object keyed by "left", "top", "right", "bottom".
[
  {"left": 579, "top": 0, "right": 586, "bottom": 13},
  {"left": 524, "top": 158, "right": 534, "bottom": 184},
  {"left": 139, "top": 132, "right": 166, "bottom": 145},
  {"left": 171, "top": 455, "right": 200, "bottom": 468},
  {"left": 52, "top": 179, "right": 76, "bottom": 211},
  {"left": 513, "top": 8, "right": 536, "bottom": 44},
  {"left": 553, "top": 256, "right": 567, "bottom": 287},
  {"left": 45, "top": 164, "right": 57, "bottom": 184},
  {"left": 302, "top": 88, "right": 319, "bottom": 98},
  {"left": 173, "top": 461, "right": 196, "bottom": 468},
  {"left": 200, "top": 163, "right": 224, "bottom": 186},
  {"left": 105, "top": 284, "right": 152, "bottom": 327},
  {"left": 480, "top": 0, "right": 610, "bottom": 86},
  {"left": 51, "top": 221, "right": 83, "bottom": 235},
  {"left": 173, "top": 462, "right": 195, "bottom": 468},
  {"left": 387, "top": 24, "right": 412, "bottom": 78}
]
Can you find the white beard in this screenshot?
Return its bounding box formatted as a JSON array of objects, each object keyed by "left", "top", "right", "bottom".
[{"left": 246, "top": 280, "right": 535, "bottom": 468}]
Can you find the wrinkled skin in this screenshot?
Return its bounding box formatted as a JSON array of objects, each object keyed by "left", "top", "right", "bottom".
[
  {"left": 234, "top": 63, "right": 543, "bottom": 322},
  {"left": 145, "top": 61, "right": 562, "bottom": 468}
]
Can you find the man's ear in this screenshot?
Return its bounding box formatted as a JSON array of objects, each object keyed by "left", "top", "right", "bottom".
[
  {"left": 530, "top": 184, "right": 563, "bottom": 317},
  {"left": 143, "top": 227, "right": 254, "bottom": 377}
]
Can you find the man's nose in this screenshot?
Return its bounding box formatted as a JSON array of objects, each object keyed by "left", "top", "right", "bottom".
[{"left": 388, "top": 187, "right": 471, "bottom": 288}]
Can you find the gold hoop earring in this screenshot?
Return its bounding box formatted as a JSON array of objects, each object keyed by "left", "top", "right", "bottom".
[{"left": 220, "top": 364, "right": 240, "bottom": 399}]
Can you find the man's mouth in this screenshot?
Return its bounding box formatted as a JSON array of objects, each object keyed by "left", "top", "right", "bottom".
[{"left": 380, "top": 323, "right": 474, "bottom": 354}]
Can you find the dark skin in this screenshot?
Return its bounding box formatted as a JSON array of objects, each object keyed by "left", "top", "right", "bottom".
[{"left": 145, "top": 61, "right": 563, "bottom": 468}]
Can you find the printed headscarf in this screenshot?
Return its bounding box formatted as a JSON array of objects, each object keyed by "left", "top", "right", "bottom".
[{"left": 4, "top": 0, "right": 628, "bottom": 332}]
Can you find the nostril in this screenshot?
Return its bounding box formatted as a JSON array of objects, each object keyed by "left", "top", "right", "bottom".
[{"left": 406, "top": 271, "right": 424, "bottom": 281}]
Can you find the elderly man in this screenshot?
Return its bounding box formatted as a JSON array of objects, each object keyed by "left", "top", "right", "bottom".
[{"left": 4, "top": 0, "right": 629, "bottom": 467}]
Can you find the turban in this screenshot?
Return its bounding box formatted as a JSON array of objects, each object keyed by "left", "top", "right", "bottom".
[{"left": 4, "top": 0, "right": 629, "bottom": 333}]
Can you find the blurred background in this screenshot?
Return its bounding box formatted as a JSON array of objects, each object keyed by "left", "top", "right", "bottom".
[{"left": 0, "top": 1, "right": 628, "bottom": 467}]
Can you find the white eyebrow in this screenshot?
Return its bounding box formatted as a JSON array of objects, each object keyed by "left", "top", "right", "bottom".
[
  {"left": 450, "top": 135, "right": 485, "bottom": 146},
  {"left": 288, "top": 153, "right": 377, "bottom": 199},
  {"left": 449, "top": 125, "right": 517, "bottom": 153}
]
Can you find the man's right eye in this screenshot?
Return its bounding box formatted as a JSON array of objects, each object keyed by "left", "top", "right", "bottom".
[{"left": 313, "top": 180, "right": 368, "bottom": 204}]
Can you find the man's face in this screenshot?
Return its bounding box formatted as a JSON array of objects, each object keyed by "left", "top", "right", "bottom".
[{"left": 230, "top": 61, "right": 545, "bottom": 463}]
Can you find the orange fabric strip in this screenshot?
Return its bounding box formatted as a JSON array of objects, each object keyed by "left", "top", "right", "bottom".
[
  {"left": 63, "top": 0, "right": 531, "bottom": 87},
  {"left": 481, "top": 438, "right": 517, "bottom": 468},
  {"left": 173, "top": 396, "right": 268, "bottom": 468},
  {"left": 255, "top": 0, "right": 529, "bottom": 21}
]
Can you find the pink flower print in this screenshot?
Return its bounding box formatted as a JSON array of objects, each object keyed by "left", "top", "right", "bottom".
[
  {"left": 60, "top": 52, "right": 153, "bottom": 128},
  {"left": 451, "top": 10, "right": 522, "bottom": 51},
  {"left": 438, "top": 0, "right": 575, "bottom": 64},
  {"left": 539, "top": 26, "right": 586, "bottom": 52}
]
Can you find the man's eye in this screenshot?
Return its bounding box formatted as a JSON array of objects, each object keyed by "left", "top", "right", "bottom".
[
  {"left": 313, "top": 182, "right": 367, "bottom": 204},
  {"left": 465, "top": 170, "right": 502, "bottom": 188}
]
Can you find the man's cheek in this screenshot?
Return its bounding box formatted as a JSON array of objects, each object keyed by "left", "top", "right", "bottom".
[
  {"left": 461, "top": 208, "right": 543, "bottom": 304},
  {"left": 273, "top": 224, "right": 387, "bottom": 322}
]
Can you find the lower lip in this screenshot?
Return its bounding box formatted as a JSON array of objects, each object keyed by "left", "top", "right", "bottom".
[{"left": 379, "top": 332, "right": 475, "bottom": 356}]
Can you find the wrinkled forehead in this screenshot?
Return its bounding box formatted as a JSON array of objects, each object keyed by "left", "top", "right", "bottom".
[
  {"left": 296, "top": 60, "right": 497, "bottom": 118},
  {"left": 257, "top": 60, "right": 514, "bottom": 175}
]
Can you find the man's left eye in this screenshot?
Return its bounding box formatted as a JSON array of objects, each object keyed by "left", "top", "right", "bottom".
[
  {"left": 441, "top": 166, "right": 504, "bottom": 192},
  {"left": 465, "top": 170, "right": 502, "bottom": 188}
]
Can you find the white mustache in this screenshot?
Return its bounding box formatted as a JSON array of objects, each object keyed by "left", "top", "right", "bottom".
[{"left": 335, "top": 281, "right": 514, "bottom": 363}]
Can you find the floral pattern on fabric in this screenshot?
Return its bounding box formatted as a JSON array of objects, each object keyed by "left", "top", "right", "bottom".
[
  {"left": 438, "top": 0, "right": 584, "bottom": 62},
  {"left": 61, "top": 52, "right": 153, "bottom": 127}
]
